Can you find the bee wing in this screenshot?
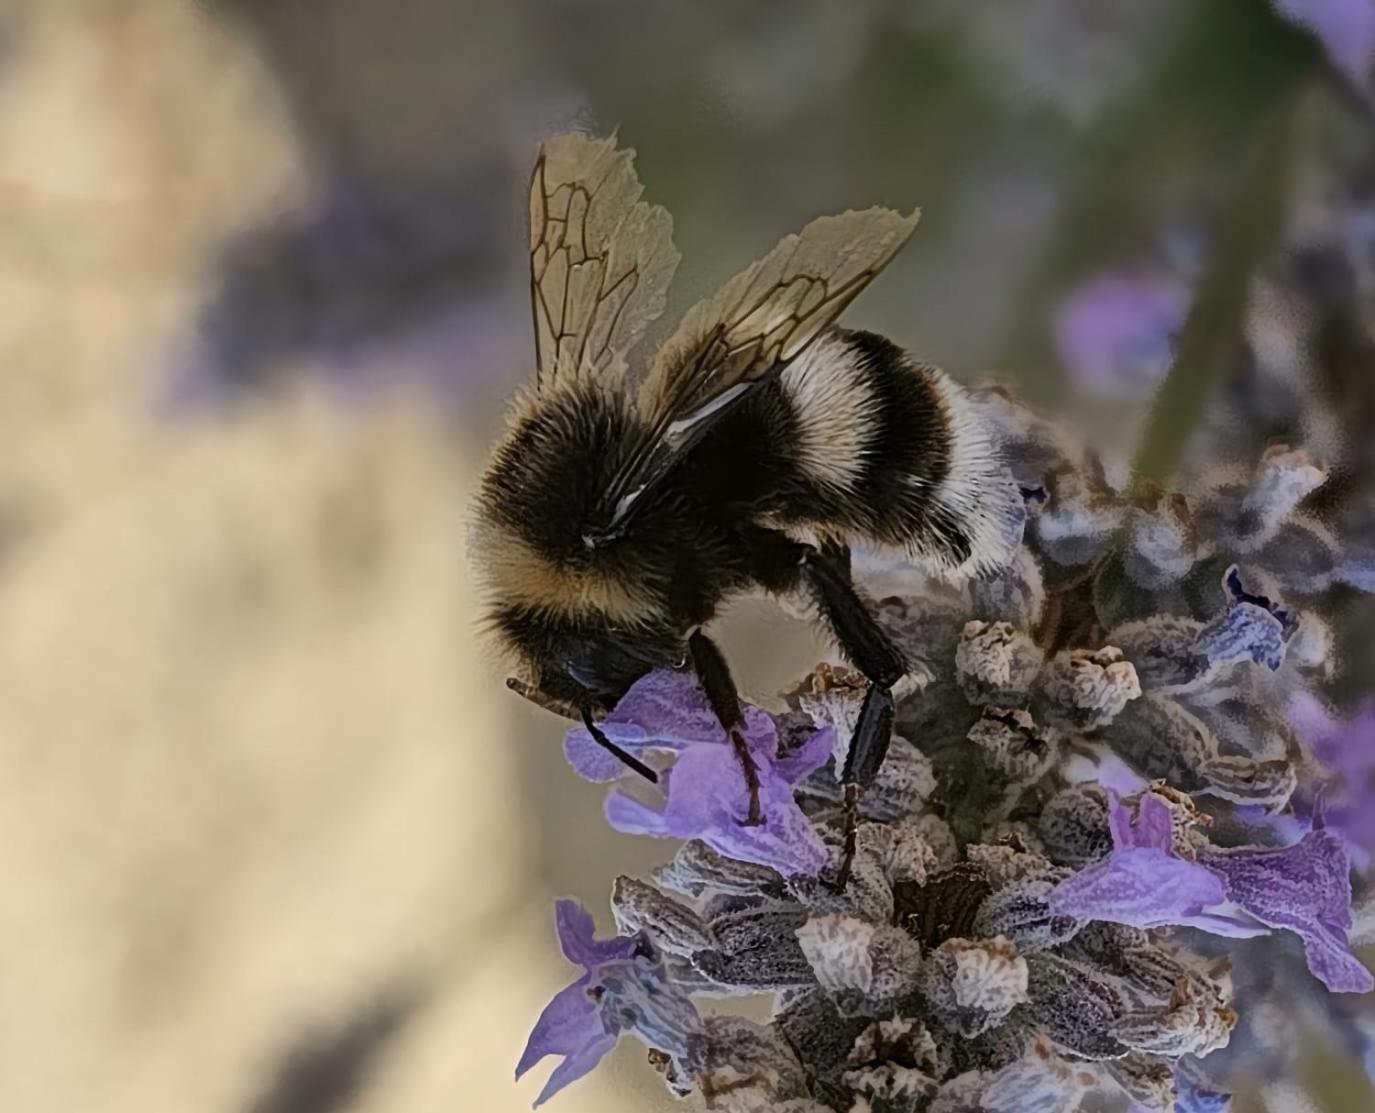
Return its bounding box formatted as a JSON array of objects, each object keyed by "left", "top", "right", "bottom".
[
  {"left": 638, "top": 206, "right": 919, "bottom": 425},
  {"left": 529, "top": 132, "right": 681, "bottom": 389},
  {"left": 594, "top": 207, "right": 919, "bottom": 533}
]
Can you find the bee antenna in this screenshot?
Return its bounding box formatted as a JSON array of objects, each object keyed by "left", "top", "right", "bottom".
[{"left": 580, "top": 705, "right": 659, "bottom": 784}]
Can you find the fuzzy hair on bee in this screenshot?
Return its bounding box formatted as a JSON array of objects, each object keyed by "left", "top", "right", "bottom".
[{"left": 470, "top": 130, "right": 1022, "bottom": 877}]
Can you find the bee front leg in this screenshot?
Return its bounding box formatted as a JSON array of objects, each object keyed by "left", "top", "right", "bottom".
[{"left": 687, "top": 629, "right": 763, "bottom": 827}]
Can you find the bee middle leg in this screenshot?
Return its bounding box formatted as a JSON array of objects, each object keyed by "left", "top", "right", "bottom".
[{"left": 687, "top": 629, "right": 763, "bottom": 827}]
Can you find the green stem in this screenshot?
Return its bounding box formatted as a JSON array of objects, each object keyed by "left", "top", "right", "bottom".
[{"left": 1130, "top": 95, "right": 1303, "bottom": 485}]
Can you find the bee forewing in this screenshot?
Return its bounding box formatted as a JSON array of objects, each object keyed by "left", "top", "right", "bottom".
[{"left": 529, "top": 133, "right": 681, "bottom": 389}]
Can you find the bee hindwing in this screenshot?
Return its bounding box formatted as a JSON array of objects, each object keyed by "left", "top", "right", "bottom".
[{"left": 640, "top": 206, "right": 919, "bottom": 423}]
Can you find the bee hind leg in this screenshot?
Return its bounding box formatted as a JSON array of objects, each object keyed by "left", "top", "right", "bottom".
[
  {"left": 796, "top": 548, "right": 905, "bottom": 890},
  {"left": 741, "top": 527, "right": 908, "bottom": 882},
  {"left": 687, "top": 629, "right": 763, "bottom": 827}
]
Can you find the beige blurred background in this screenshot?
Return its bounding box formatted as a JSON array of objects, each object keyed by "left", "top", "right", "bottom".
[
  {"left": 0, "top": 1, "right": 1369, "bottom": 1111},
  {"left": 0, "top": 3, "right": 824, "bottom": 1110}
]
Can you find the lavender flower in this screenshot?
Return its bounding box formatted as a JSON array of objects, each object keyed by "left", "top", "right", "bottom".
[
  {"left": 162, "top": 175, "right": 521, "bottom": 408},
  {"left": 1289, "top": 696, "right": 1375, "bottom": 865},
  {"left": 1272, "top": 0, "right": 1375, "bottom": 86},
  {"left": 519, "top": 396, "right": 1374, "bottom": 1111},
  {"left": 564, "top": 670, "right": 833, "bottom": 876},
  {"left": 1200, "top": 825, "right": 1373, "bottom": 993},
  {"left": 1047, "top": 792, "right": 1263, "bottom": 937},
  {"left": 516, "top": 899, "right": 700, "bottom": 1106},
  {"left": 1054, "top": 272, "right": 1189, "bottom": 400}
]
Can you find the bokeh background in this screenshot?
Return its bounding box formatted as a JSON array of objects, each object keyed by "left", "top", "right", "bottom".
[{"left": 1, "top": 1, "right": 1374, "bottom": 1110}]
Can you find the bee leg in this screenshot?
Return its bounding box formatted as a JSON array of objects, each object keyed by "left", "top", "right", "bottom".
[
  {"left": 796, "top": 548, "right": 905, "bottom": 889},
  {"left": 817, "top": 537, "right": 853, "bottom": 585},
  {"left": 741, "top": 528, "right": 906, "bottom": 878},
  {"left": 687, "top": 629, "right": 763, "bottom": 827},
  {"left": 832, "top": 683, "right": 896, "bottom": 889}
]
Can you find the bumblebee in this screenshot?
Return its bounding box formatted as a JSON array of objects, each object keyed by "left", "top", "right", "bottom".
[{"left": 471, "top": 133, "right": 1021, "bottom": 881}]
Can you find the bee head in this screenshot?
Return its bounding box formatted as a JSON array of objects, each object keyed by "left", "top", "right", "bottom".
[
  {"left": 471, "top": 383, "right": 680, "bottom": 693},
  {"left": 499, "top": 617, "right": 685, "bottom": 716}
]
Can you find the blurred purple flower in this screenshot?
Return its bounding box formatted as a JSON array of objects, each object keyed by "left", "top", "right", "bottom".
[
  {"left": 1273, "top": 0, "right": 1375, "bottom": 85},
  {"left": 1048, "top": 792, "right": 1266, "bottom": 936},
  {"left": 1287, "top": 694, "right": 1375, "bottom": 866},
  {"left": 564, "top": 670, "right": 833, "bottom": 877},
  {"left": 1200, "top": 826, "right": 1373, "bottom": 993},
  {"left": 1173, "top": 1063, "right": 1233, "bottom": 1113},
  {"left": 162, "top": 174, "right": 522, "bottom": 409},
  {"left": 1053, "top": 273, "right": 1189, "bottom": 400},
  {"left": 517, "top": 899, "right": 700, "bottom": 1106}
]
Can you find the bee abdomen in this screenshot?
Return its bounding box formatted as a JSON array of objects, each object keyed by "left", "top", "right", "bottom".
[{"left": 777, "top": 328, "right": 1022, "bottom": 577}]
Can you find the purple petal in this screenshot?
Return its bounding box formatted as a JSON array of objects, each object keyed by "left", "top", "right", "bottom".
[
  {"left": 1054, "top": 272, "right": 1188, "bottom": 400},
  {"left": 1297, "top": 923, "right": 1375, "bottom": 994},
  {"left": 1109, "top": 791, "right": 1175, "bottom": 852},
  {"left": 1201, "top": 830, "right": 1373, "bottom": 992},
  {"left": 607, "top": 743, "right": 827, "bottom": 877},
  {"left": 532, "top": 1033, "right": 617, "bottom": 1107},
  {"left": 553, "top": 898, "right": 638, "bottom": 969},
  {"left": 604, "top": 789, "right": 676, "bottom": 837},
  {"left": 563, "top": 669, "right": 778, "bottom": 782},
  {"left": 1048, "top": 847, "right": 1232, "bottom": 929},
  {"left": 1337, "top": 551, "right": 1375, "bottom": 591},
  {"left": 516, "top": 979, "right": 598, "bottom": 1079},
  {"left": 1273, "top": 0, "right": 1375, "bottom": 85},
  {"left": 1286, "top": 691, "right": 1342, "bottom": 757},
  {"left": 1174, "top": 1067, "right": 1232, "bottom": 1113},
  {"left": 772, "top": 725, "right": 835, "bottom": 784},
  {"left": 1192, "top": 602, "right": 1285, "bottom": 672}
]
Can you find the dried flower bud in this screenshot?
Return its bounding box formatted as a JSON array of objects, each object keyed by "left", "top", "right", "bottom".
[
  {"left": 974, "top": 872, "right": 1083, "bottom": 953},
  {"left": 654, "top": 839, "right": 786, "bottom": 898},
  {"left": 796, "top": 741, "right": 938, "bottom": 824},
  {"left": 1124, "top": 489, "right": 1206, "bottom": 590},
  {"left": 1196, "top": 754, "right": 1298, "bottom": 810},
  {"left": 841, "top": 1017, "right": 943, "bottom": 1106},
  {"left": 694, "top": 903, "right": 814, "bottom": 989},
  {"left": 795, "top": 914, "right": 924, "bottom": 1015},
  {"left": 1109, "top": 973, "right": 1236, "bottom": 1057},
  {"left": 613, "top": 875, "right": 715, "bottom": 955},
  {"left": 1035, "top": 467, "right": 1124, "bottom": 568},
  {"left": 965, "top": 840, "right": 1056, "bottom": 889},
  {"left": 967, "top": 708, "right": 1058, "bottom": 784},
  {"left": 1023, "top": 953, "right": 1132, "bottom": 1059},
  {"left": 919, "top": 936, "right": 1030, "bottom": 1036},
  {"left": 785, "top": 662, "right": 869, "bottom": 767},
  {"left": 1037, "top": 786, "right": 1111, "bottom": 866},
  {"left": 979, "top": 1037, "right": 1097, "bottom": 1113},
  {"left": 1264, "top": 517, "right": 1342, "bottom": 593},
  {"left": 969, "top": 546, "right": 1047, "bottom": 628},
  {"left": 956, "top": 621, "right": 1043, "bottom": 706},
  {"left": 686, "top": 1016, "right": 811, "bottom": 1112},
  {"left": 1199, "top": 446, "right": 1327, "bottom": 552},
  {"left": 1111, "top": 614, "right": 1211, "bottom": 693},
  {"left": 1035, "top": 647, "right": 1142, "bottom": 730},
  {"left": 1105, "top": 1050, "right": 1178, "bottom": 1111}
]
